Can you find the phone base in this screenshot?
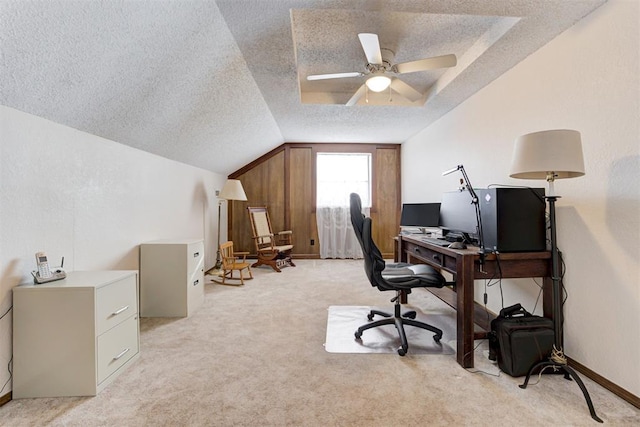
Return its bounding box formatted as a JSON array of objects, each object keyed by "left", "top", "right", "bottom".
[{"left": 32, "top": 270, "right": 67, "bottom": 284}]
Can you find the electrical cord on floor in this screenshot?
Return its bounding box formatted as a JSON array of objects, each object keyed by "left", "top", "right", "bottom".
[
  {"left": 524, "top": 364, "right": 557, "bottom": 386},
  {"left": 463, "top": 340, "right": 501, "bottom": 377}
]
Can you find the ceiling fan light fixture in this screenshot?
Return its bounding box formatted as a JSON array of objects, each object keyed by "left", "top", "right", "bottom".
[{"left": 366, "top": 75, "right": 391, "bottom": 92}]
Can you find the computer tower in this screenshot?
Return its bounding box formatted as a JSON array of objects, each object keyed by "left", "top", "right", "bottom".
[{"left": 479, "top": 188, "right": 546, "bottom": 252}]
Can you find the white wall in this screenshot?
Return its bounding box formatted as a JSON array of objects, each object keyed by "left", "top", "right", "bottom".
[
  {"left": 0, "top": 105, "right": 227, "bottom": 395},
  {"left": 402, "top": 0, "right": 639, "bottom": 397}
]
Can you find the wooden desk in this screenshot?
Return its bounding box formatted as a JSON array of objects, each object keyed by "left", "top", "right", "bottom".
[{"left": 397, "top": 235, "right": 552, "bottom": 368}]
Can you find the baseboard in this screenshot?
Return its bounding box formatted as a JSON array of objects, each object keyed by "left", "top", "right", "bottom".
[
  {"left": 568, "top": 356, "right": 640, "bottom": 409},
  {"left": 0, "top": 391, "right": 11, "bottom": 406},
  {"left": 424, "top": 286, "right": 640, "bottom": 410}
]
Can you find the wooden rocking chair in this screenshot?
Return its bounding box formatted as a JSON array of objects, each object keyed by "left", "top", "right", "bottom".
[
  {"left": 219, "top": 241, "right": 253, "bottom": 285},
  {"left": 247, "top": 206, "right": 295, "bottom": 272}
]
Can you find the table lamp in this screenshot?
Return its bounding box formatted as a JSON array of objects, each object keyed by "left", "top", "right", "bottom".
[
  {"left": 214, "top": 179, "right": 247, "bottom": 269},
  {"left": 510, "top": 129, "right": 600, "bottom": 423}
]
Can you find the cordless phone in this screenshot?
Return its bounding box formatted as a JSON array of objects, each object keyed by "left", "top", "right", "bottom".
[
  {"left": 32, "top": 251, "right": 66, "bottom": 284},
  {"left": 35, "top": 251, "right": 52, "bottom": 279}
]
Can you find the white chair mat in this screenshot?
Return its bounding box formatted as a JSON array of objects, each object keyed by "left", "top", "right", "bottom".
[{"left": 324, "top": 305, "right": 456, "bottom": 355}]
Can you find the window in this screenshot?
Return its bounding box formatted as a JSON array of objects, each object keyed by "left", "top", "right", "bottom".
[{"left": 316, "top": 153, "right": 372, "bottom": 207}]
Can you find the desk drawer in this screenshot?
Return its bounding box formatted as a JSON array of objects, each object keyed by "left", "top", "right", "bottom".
[{"left": 404, "top": 242, "right": 456, "bottom": 273}]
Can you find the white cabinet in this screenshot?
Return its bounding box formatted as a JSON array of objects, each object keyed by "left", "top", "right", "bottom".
[
  {"left": 140, "top": 238, "right": 204, "bottom": 317},
  {"left": 12, "top": 270, "right": 140, "bottom": 398}
]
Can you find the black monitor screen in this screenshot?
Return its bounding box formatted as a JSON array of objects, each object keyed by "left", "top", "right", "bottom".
[
  {"left": 439, "top": 191, "right": 478, "bottom": 238},
  {"left": 400, "top": 203, "right": 441, "bottom": 227}
]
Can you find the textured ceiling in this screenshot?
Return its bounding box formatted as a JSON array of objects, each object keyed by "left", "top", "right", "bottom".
[{"left": 0, "top": 0, "right": 607, "bottom": 175}]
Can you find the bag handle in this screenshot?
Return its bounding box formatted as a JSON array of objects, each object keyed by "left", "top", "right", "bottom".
[{"left": 499, "top": 303, "right": 531, "bottom": 318}]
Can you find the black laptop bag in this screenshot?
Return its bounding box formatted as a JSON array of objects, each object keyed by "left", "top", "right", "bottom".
[{"left": 488, "top": 303, "right": 554, "bottom": 377}]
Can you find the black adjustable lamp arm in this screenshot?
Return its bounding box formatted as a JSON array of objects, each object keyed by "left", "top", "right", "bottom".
[
  {"left": 459, "top": 166, "right": 479, "bottom": 205},
  {"left": 443, "top": 165, "right": 485, "bottom": 253}
]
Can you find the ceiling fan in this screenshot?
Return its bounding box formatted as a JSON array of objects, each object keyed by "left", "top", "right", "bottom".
[{"left": 307, "top": 33, "right": 457, "bottom": 106}]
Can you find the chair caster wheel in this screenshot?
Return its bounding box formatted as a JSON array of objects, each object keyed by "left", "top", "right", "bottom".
[
  {"left": 404, "top": 311, "right": 417, "bottom": 319},
  {"left": 397, "top": 347, "right": 407, "bottom": 356}
]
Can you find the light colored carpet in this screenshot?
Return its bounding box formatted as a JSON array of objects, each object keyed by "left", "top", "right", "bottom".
[
  {"left": 324, "top": 305, "right": 455, "bottom": 355},
  {"left": 1, "top": 259, "right": 639, "bottom": 426}
]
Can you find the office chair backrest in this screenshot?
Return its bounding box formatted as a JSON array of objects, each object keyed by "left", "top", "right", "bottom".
[{"left": 349, "top": 193, "right": 388, "bottom": 289}]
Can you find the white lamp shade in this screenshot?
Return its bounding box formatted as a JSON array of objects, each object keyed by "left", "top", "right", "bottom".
[
  {"left": 365, "top": 75, "right": 391, "bottom": 92},
  {"left": 218, "top": 179, "right": 247, "bottom": 201},
  {"left": 510, "top": 129, "right": 585, "bottom": 180}
]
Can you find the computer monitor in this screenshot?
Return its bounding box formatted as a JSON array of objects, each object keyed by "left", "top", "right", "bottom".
[
  {"left": 400, "top": 203, "right": 441, "bottom": 227},
  {"left": 439, "top": 191, "right": 479, "bottom": 243}
]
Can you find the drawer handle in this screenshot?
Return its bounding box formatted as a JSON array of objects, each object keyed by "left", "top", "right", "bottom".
[
  {"left": 112, "top": 305, "right": 129, "bottom": 316},
  {"left": 193, "top": 252, "right": 200, "bottom": 258},
  {"left": 113, "top": 348, "right": 130, "bottom": 361},
  {"left": 193, "top": 279, "right": 199, "bottom": 286},
  {"left": 414, "top": 247, "right": 420, "bottom": 253}
]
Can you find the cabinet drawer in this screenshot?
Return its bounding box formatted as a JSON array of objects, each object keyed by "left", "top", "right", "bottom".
[
  {"left": 187, "top": 241, "right": 204, "bottom": 276},
  {"left": 97, "top": 315, "right": 139, "bottom": 384},
  {"left": 97, "top": 274, "right": 137, "bottom": 334}
]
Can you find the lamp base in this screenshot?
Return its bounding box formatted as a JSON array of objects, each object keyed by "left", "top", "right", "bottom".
[
  {"left": 520, "top": 359, "right": 602, "bottom": 423},
  {"left": 213, "top": 249, "right": 222, "bottom": 270}
]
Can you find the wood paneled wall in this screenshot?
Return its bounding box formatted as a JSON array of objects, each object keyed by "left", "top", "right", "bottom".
[{"left": 228, "top": 143, "right": 401, "bottom": 258}]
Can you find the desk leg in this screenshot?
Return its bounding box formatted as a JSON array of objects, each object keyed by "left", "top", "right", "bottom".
[
  {"left": 397, "top": 236, "right": 408, "bottom": 304},
  {"left": 456, "top": 254, "right": 475, "bottom": 368}
]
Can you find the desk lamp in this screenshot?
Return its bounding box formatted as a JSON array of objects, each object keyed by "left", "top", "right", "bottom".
[
  {"left": 509, "top": 129, "right": 601, "bottom": 423},
  {"left": 214, "top": 179, "right": 247, "bottom": 270}
]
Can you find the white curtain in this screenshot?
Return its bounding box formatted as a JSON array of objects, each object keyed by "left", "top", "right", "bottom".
[{"left": 316, "top": 206, "right": 369, "bottom": 259}]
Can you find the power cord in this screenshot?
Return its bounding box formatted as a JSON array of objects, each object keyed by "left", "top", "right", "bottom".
[
  {"left": 531, "top": 278, "right": 544, "bottom": 314},
  {"left": 0, "top": 305, "right": 12, "bottom": 321},
  {"left": 0, "top": 305, "right": 13, "bottom": 395},
  {"left": 550, "top": 345, "right": 568, "bottom": 365},
  {"left": 0, "top": 356, "right": 12, "bottom": 395},
  {"left": 463, "top": 340, "right": 502, "bottom": 377}
]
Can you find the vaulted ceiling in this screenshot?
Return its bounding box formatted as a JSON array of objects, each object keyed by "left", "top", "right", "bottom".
[{"left": 0, "top": 0, "right": 606, "bottom": 175}]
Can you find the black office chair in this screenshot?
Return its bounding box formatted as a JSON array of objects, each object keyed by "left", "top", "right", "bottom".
[{"left": 350, "top": 193, "right": 447, "bottom": 356}]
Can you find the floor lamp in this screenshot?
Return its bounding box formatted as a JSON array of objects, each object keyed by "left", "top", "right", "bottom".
[
  {"left": 509, "top": 129, "right": 602, "bottom": 423},
  {"left": 214, "top": 179, "right": 247, "bottom": 270}
]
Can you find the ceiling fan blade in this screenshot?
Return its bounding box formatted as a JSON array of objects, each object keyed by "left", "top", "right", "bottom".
[
  {"left": 390, "top": 78, "right": 422, "bottom": 102},
  {"left": 358, "top": 33, "right": 382, "bottom": 65},
  {"left": 395, "top": 54, "right": 457, "bottom": 74},
  {"left": 307, "top": 72, "right": 363, "bottom": 81},
  {"left": 346, "top": 85, "right": 366, "bottom": 106}
]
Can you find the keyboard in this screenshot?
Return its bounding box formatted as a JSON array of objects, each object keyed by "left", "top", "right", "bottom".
[{"left": 419, "top": 237, "right": 451, "bottom": 247}]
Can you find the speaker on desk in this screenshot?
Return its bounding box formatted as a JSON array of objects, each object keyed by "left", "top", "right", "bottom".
[{"left": 479, "top": 188, "right": 546, "bottom": 252}]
